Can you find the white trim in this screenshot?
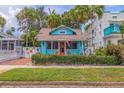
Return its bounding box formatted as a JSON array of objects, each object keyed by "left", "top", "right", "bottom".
[{"left": 104, "top": 34, "right": 122, "bottom": 38}]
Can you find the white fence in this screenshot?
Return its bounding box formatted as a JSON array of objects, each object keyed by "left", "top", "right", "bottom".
[
  {"left": 22, "top": 47, "right": 40, "bottom": 58},
  {"left": 0, "top": 47, "right": 40, "bottom": 62}
]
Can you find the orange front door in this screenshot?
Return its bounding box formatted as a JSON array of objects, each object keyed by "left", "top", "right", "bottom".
[{"left": 60, "top": 42, "right": 65, "bottom": 55}]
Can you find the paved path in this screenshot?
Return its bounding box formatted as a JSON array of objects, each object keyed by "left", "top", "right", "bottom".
[
  {"left": 1, "top": 65, "right": 124, "bottom": 69},
  {"left": 0, "top": 58, "right": 31, "bottom": 65},
  {"left": 0, "top": 58, "right": 31, "bottom": 74}
]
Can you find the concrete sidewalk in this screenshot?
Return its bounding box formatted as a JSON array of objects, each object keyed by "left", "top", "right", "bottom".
[{"left": 1, "top": 65, "right": 124, "bottom": 68}]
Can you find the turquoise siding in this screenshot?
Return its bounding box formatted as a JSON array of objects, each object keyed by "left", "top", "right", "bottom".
[
  {"left": 46, "top": 49, "right": 58, "bottom": 55},
  {"left": 51, "top": 27, "right": 75, "bottom": 35},
  {"left": 66, "top": 49, "right": 80, "bottom": 55},
  {"left": 40, "top": 41, "right": 58, "bottom": 55},
  {"left": 40, "top": 41, "right": 83, "bottom": 55},
  {"left": 40, "top": 41, "right": 47, "bottom": 54},
  {"left": 66, "top": 41, "right": 83, "bottom": 55},
  {"left": 104, "top": 24, "right": 120, "bottom": 36}
]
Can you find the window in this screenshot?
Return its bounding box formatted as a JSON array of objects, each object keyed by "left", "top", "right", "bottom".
[
  {"left": 60, "top": 30, "right": 66, "bottom": 34},
  {"left": 9, "top": 41, "right": 14, "bottom": 50},
  {"left": 108, "top": 40, "right": 112, "bottom": 45},
  {"left": 47, "top": 41, "right": 58, "bottom": 49},
  {"left": 66, "top": 42, "right": 71, "bottom": 49},
  {"left": 112, "top": 16, "right": 117, "bottom": 19},
  {"left": 66, "top": 42, "right": 78, "bottom": 49},
  {"left": 47, "top": 41, "right": 51, "bottom": 49},
  {"left": 2, "top": 41, "right": 8, "bottom": 50},
  {"left": 53, "top": 42, "right": 58, "bottom": 49},
  {"left": 72, "top": 42, "right": 78, "bottom": 49},
  {"left": 16, "top": 41, "right": 22, "bottom": 46}
]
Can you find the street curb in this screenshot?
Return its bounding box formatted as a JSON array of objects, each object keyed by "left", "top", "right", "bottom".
[{"left": 0, "top": 81, "right": 124, "bottom": 86}]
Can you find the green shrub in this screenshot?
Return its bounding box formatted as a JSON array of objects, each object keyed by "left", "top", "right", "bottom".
[
  {"left": 32, "top": 53, "right": 45, "bottom": 64},
  {"left": 31, "top": 53, "right": 119, "bottom": 65},
  {"left": 106, "top": 45, "right": 122, "bottom": 64},
  {"left": 119, "top": 45, "right": 124, "bottom": 55},
  {"left": 95, "top": 47, "right": 107, "bottom": 56},
  {"left": 106, "top": 45, "right": 121, "bottom": 57}
]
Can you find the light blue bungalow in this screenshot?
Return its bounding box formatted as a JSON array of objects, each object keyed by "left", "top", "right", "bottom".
[{"left": 36, "top": 25, "right": 84, "bottom": 55}]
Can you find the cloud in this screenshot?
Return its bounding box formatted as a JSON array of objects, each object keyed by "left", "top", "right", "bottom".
[
  {"left": 8, "top": 7, "right": 21, "bottom": 17},
  {"left": 0, "top": 12, "right": 8, "bottom": 20},
  {"left": 5, "top": 7, "right": 21, "bottom": 28},
  {"left": 0, "top": 6, "right": 22, "bottom": 32}
]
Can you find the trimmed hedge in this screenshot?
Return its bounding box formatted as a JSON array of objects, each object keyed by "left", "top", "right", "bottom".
[{"left": 32, "top": 53, "right": 120, "bottom": 65}]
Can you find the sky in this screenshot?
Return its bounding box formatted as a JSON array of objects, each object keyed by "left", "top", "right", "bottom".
[{"left": 0, "top": 5, "right": 124, "bottom": 36}]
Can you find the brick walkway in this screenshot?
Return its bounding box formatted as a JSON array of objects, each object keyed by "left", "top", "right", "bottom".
[{"left": 0, "top": 58, "right": 31, "bottom": 65}]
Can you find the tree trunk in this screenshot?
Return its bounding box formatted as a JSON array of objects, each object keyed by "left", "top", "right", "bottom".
[
  {"left": 122, "top": 33, "right": 124, "bottom": 39},
  {"left": 121, "top": 31, "right": 124, "bottom": 40},
  {"left": 26, "top": 29, "right": 29, "bottom": 47}
]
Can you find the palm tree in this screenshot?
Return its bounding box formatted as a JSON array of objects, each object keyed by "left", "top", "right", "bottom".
[
  {"left": 0, "top": 15, "right": 6, "bottom": 32},
  {"left": 89, "top": 5, "right": 104, "bottom": 19},
  {"left": 48, "top": 9, "right": 61, "bottom": 28},
  {"left": 74, "top": 5, "right": 104, "bottom": 23},
  {"left": 74, "top": 5, "right": 90, "bottom": 23},
  {"left": 120, "top": 22, "right": 124, "bottom": 40}
]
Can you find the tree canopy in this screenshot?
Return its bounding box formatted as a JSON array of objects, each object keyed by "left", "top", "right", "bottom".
[
  {"left": 0, "top": 15, "right": 6, "bottom": 32},
  {"left": 47, "top": 5, "right": 104, "bottom": 29},
  {"left": 16, "top": 5, "right": 105, "bottom": 47},
  {"left": 16, "top": 6, "right": 48, "bottom": 47},
  {"left": 48, "top": 9, "right": 61, "bottom": 28}
]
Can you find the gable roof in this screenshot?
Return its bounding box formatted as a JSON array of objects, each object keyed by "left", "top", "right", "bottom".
[
  {"left": 51, "top": 25, "right": 75, "bottom": 32},
  {"left": 36, "top": 26, "right": 84, "bottom": 41}
]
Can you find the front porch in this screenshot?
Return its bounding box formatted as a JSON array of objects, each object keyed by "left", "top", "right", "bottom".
[
  {"left": 0, "top": 39, "right": 22, "bottom": 62},
  {"left": 40, "top": 41, "right": 83, "bottom": 55}
]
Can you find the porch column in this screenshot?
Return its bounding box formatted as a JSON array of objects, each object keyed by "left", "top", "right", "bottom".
[
  {"left": 0, "top": 40, "right": 1, "bottom": 50},
  {"left": 7, "top": 40, "right": 9, "bottom": 51},
  {"left": 51, "top": 41, "right": 53, "bottom": 54},
  {"left": 65, "top": 41, "right": 67, "bottom": 55},
  {"left": 14, "top": 40, "right": 16, "bottom": 51},
  {"left": 58, "top": 41, "right": 60, "bottom": 55},
  {"left": 1, "top": 40, "right": 3, "bottom": 50}
]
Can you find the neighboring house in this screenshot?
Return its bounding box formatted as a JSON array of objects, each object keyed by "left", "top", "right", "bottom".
[
  {"left": 0, "top": 32, "right": 22, "bottom": 61},
  {"left": 36, "top": 25, "right": 84, "bottom": 55},
  {"left": 84, "top": 12, "right": 124, "bottom": 50},
  {"left": 100, "top": 12, "right": 124, "bottom": 45}
]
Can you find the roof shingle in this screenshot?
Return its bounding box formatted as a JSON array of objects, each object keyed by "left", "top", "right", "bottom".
[{"left": 36, "top": 27, "right": 84, "bottom": 41}]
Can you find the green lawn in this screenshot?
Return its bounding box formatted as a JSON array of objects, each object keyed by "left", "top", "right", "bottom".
[{"left": 0, "top": 68, "right": 124, "bottom": 82}]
